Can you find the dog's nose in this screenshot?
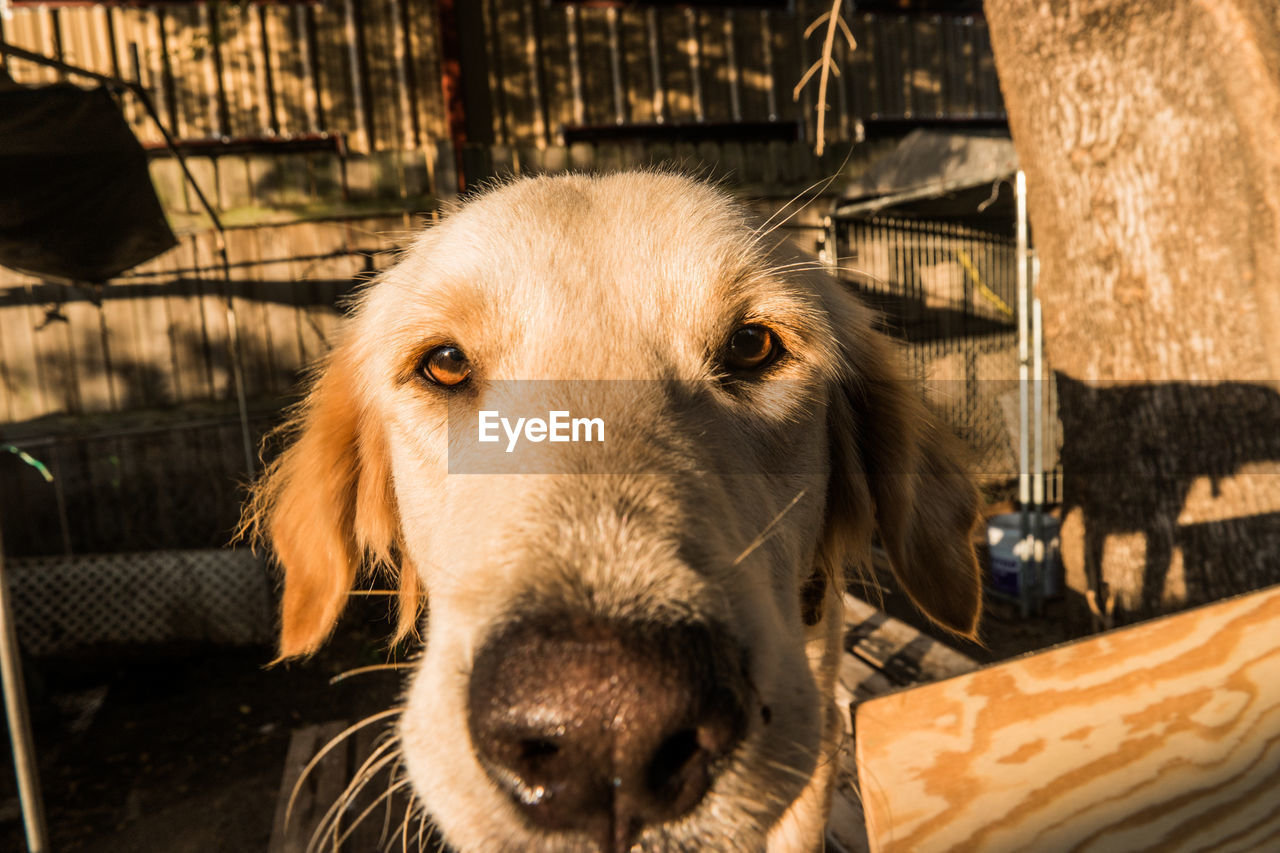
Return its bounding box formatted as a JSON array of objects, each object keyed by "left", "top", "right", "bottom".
[{"left": 467, "top": 615, "right": 749, "bottom": 852}]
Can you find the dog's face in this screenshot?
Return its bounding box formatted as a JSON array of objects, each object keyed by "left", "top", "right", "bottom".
[{"left": 246, "top": 173, "right": 981, "bottom": 852}]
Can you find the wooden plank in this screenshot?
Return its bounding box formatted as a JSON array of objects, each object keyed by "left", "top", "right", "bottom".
[
  {"left": 231, "top": 2, "right": 262, "bottom": 136},
  {"left": 312, "top": 0, "right": 353, "bottom": 140},
  {"left": 293, "top": 3, "right": 320, "bottom": 134},
  {"left": 359, "top": 0, "right": 400, "bottom": 152},
  {"left": 2, "top": 286, "right": 51, "bottom": 420},
  {"left": 386, "top": 0, "right": 418, "bottom": 150},
  {"left": 152, "top": 243, "right": 191, "bottom": 404},
  {"left": 166, "top": 4, "right": 206, "bottom": 138},
  {"left": 236, "top": 226, "right": 279, "bottom": 397},
  {"left": 973, "top": 19, "right": 1002, "bottom": 116},
  {"left": 196, "top": 2, "right": 223, "bottom": 138},
  {"left": 245, "top": 152, "right": 280, "bottom": 209},
  {"left": 646, "top": 6, "right": 688, "bottom": 122},
  {"left": 264, "top": 4, "right": 299, "bottom": 136},
  {"left": 278, "top": 223, "right": 327, "bottom": 367},
  {"left": 164, "top": 239, "right": 211, "bottom": 403},
  {"left": 216, "top": 153, "right": 254, "bottom": 213},
  {"left": 33, "top": 284, "right": 84, "bottom": 417},
  {"left": 827, "top": 783, "right": 871, "bottom": 853},
  {"left": 268, "top": 721, "right": 350, "bottom": 853},
  {"left": 617, "top": 6, "right": 652, "bottom": 125},
  {"left": 573, "top": 6, "right": 612, "bottom": 128},
  {"left": 345, "top": 722, "right": 404, "bottom": 853},
  {"left": 404, "top": 0, "right": 446, "bottom": 142},
  {"left": 190, "top": 231, "right": 230, "bottom": 400},
  {"left": 255, "top": 224, "right": 306, "bottom": 392},
  {"left": 844, "top": 592, "right": 979, "bottom": 685},
  {"left": 134, "top": 259, "right": 176, "bottom": 407},
  {"left": 488, "top": 0, "right": 532, "bottom": 145},
  {"left": 696, "top": 8, "right": 729, "bottom": 123},
  {"left": 856, "top": 584, "right": 1280, "bottom": 853},
  {"left": 247, "top": 4, "right": 275, "bottom": 135},
  {"left": 295, "top": 220, "right": 357, "bottom": 352}
]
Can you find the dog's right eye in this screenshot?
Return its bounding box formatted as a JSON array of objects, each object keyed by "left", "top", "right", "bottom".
[
  {"left": 418, "top": 345, "right": 472, "bottom": 387},
  {"left": 723, "top": 325, "right": 782, "bottom": 373}
]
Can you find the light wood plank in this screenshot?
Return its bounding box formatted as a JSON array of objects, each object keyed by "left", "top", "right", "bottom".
[
  {"left": 268, "top": 721, "right": 350, "bottom": 853},
  {"left": 856, "top": 584, "right": 1280, "bottom": 853}
]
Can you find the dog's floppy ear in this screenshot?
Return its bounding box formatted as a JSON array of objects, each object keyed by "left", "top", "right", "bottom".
[
  {"left": 823, "top": 306, "right": 983, "bottom": 639},
  {"left": 241, "top": 342, "right": 420, "bottom": 659}
]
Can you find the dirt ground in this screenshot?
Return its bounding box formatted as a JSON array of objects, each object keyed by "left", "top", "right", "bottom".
[
  {"left": 0, "top": 597, "right": 407, "bottom": 853},
  {"left": 1, "top": 556, "right": 1073, "bottom": 853}
]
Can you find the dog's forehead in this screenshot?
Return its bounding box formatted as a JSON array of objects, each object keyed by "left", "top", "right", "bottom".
[
  {"left": 459, "top": 174, "right": 757, "bottom": 282},
  {"left": 398, "top": 176, "right": 774, "bottom": 296}
]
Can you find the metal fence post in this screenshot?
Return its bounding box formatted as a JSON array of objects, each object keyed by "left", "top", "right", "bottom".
[{"left": 0, "top": 527, "right": 49, "bottom": 853}]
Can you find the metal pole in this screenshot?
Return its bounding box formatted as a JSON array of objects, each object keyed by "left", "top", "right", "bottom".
[
  {"left": 1032, "top": 257, "right": 1046, "bottom": 603},
  {"left": 1016, "top": 169, "right": 1031, "bottom": 616},
  {"left": 0, "top": 527, "right": 50, "bottom": 853}
]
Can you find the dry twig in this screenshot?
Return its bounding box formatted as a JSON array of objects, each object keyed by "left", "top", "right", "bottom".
[{"left": 794, "top": 0, "right": 857, "bottom": 156}]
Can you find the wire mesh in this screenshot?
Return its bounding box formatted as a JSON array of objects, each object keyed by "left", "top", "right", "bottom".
[{"left": 5, "top": 548, "right": 272, "bottom": 656}]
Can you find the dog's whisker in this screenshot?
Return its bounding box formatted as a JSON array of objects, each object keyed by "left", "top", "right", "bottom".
[
  {"left": 753, "top": 259, "right": 831, "bottom": 276},
  {"left": 307, "top": 746, "right": 402, "bottom": 853},
  {"left": 749, "top": 146, "right": 856, "bottom": 250},
  {"left": 346, "top": 738, "right": 402, "bottom": 801},
  {"left": 731, "top": 489, "right": 809, "bottom": 567},
  {"left": 761, "top": 754, "right": 822, "bottom": 786},
  {"left": 392, "top": 791, "right": 413, "bottom": 853},
  {"left": 415, "top": 811, "right": 428, "bottom": 852},
  {"left": 331, "top": 777, "right": 414, "bottom": 852},
  {"left": 329, "top": 662, "right": 412, "bottom": 685},
  {"left": 286, "top": 707, "right": 405, "bottom": 830},
  {"left": 749, "top": 172, "right": 847, "bottom": 252},
  {"left": 849, "top": 558, "right": 890, "bottom": 614},
  {"left": 373, "top": 758, "right": 406, "bottom": 849},
  {"left": 750, "top": 175, "right": 834, "bottom": 243},
  {"left": 306, "top": 737, "right": 400, "bottom": 853},
  {"left": 420, "top": 812, "right": 441, "bottom": 853}
]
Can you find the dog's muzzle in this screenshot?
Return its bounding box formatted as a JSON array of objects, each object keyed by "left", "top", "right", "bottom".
[{"left": 467, "top": 614, "right": 751, "bottom": 852}]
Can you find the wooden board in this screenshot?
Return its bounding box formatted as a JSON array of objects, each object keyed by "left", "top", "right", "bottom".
[
  {"left": 268, "top": 720, "right": 350, "bottom": 853},
  {"left": 855, "top": 584, "right": 1280, "bottom": 853},
  {"left": 270, "top": 719, "right": 424, "bottom": 853}
]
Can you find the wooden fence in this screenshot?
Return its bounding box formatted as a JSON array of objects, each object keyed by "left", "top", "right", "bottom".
[
  {"left": 0, "top": 1, "right": 1008, "bottom": 556},
  {"left": 1, "top": 1, "right": 1004, "bottom": 211},
  {"left": 0, "top": 215, "right": 413, "bottom": 557},
  {"left": 0, "top": 215, "right": 413, "bottom": 424}
]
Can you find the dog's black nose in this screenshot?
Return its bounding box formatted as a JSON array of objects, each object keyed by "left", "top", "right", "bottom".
[{"left": 467, "top": 615, "right": 749, "bottom": 852}]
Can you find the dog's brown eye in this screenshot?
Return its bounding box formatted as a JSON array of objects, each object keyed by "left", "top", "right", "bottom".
[
  {"left": 724, "top": 325, "right": 780, "bottom": 372},
  {"left": 419, "top": 345, "right": 472, "bottom": 387}
]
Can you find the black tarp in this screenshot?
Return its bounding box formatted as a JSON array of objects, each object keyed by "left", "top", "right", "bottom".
[{"left": 0, "top": 75, "right": 177, "bottom": 282}]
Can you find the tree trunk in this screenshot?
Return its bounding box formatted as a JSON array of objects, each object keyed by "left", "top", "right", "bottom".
[{"left": 983, "top": 0, "right": 1280, "bottom": 626}]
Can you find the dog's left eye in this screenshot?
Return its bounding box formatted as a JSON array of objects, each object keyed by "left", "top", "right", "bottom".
[
  {"left": 418, "top": 345, "right": 472, "bottom": 387},
  {"left": 723, "top": 325, "right": 782, "bottom": 372}
]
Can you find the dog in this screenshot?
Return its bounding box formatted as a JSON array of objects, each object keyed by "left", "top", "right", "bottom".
[{"left": 243, "top": 172, "right": 982, "bottom": 852}]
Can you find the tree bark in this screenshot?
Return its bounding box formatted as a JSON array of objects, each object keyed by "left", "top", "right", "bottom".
[{"left": 983, "top": 0, "right": 1280, "bottom": 624}]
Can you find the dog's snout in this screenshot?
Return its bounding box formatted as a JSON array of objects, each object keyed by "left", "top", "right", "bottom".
[{"left": 467, "top": 615, "right": 749, "bottom": 851}]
